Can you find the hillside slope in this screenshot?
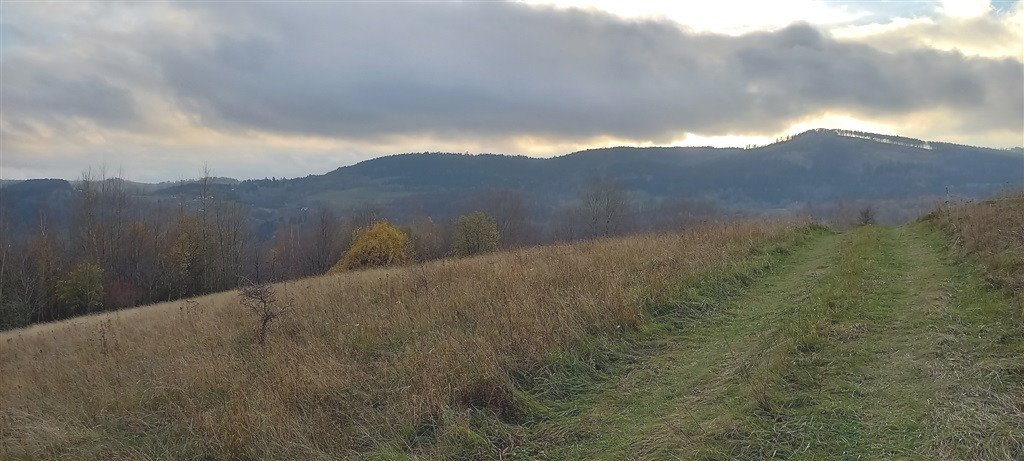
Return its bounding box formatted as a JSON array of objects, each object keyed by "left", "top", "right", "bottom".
[
  {"left": 0, "top": 219, "right": 807, "bottom": 459},
  {"left": 209, "top": 130, "right": 1023, "bottom": 217},
  {"left": 2, "top": 197, "right": 1022, "bottom": 460}
]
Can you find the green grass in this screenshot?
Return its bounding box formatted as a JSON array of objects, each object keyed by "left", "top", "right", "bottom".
[
  {"left": 8, "top": 221, "right": 1019, "bottom": 460},
  {"left": 497, "top": 225, "right": 1023, "bottom": 460},
  {"left": 380, "top": 226, "right": 833, "bottom": 460}
]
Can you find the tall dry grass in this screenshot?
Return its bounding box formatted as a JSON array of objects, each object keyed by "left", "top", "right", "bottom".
[
  {"left": 1, "top": 219, "right": 806, "bottom": 459},
  {"left": 926, "top": 192, "right": 1024, "bottom": 306}
]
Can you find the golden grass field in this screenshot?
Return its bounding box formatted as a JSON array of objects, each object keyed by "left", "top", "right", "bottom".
[{"left": 1, "top": 219, "right": 807, "bottom": 460}]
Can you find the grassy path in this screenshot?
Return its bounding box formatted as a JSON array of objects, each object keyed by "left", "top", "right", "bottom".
[{"left": 519, "top": 225, "right": 1023, "bottom": 460}]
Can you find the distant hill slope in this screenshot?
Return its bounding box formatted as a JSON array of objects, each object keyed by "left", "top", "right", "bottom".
[
  {"left": 0, "top": 179, "right": 74, "bottom": 231},
  {"left": 206, "top": 128, "right": 1023, "bottom": 215},
  {"left": 5, "top": 129, "right": 1022, "bottom": 227}
]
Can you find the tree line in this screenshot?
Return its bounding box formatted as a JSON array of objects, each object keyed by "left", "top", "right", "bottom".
[{"left": 0, "top": 173, "right": 721, "bottom": 330}]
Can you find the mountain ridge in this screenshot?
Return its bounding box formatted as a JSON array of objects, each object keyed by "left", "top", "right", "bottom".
[
  {"left": 3, "top": 129, "right": 1022, "bottom": 234},
  {"left": 2, "top": 129, "right": 1019, "bottom": 186}
]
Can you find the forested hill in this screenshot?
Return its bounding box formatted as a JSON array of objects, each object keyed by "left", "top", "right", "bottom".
[
  {"left": 1, "top": 128, "right": 1020, "bottom": 329},
  {"left": 217, "top": 128, "right": 1022, "bottom": 214},
  {"left": 4, "top": 129, "right": 1022, "bottom": 226}
]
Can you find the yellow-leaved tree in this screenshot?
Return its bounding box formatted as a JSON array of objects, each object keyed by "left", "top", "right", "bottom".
[{"left": 332, "top": 221, "right": 411, "bottom": 271}]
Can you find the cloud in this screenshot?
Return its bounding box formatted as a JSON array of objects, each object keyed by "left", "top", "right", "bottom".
[
  {"left": 832, "top": 1, "right": 1023, "bottom": 58},
  {"left": 148, "top": 4, "right": 1024, "bottom": 137},
  {"left": 0, "top": 2, "right": 1021, "bottom": 180},
  {"left": 938, "top": 0, "right": 995, "bottom": 18},
  {"left": 524, "top": 0, "right": 868, "bottom": 34}
]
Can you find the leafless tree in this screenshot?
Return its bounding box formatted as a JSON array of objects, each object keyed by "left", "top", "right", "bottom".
[
  {"left": 238, "top": 278, "right": 291, "bottom": 345},
  {"left": 549, "top": 204, "right": 585, "bottom": 242},
  {"left": 406, "top": 215, "right": 448, "bottom": 260},
  {"left": 467, "top": 189, "right": 537, "bottom": 248},
  {"left": 348, "top": 206, "right": 382, "bottom": 231},
  {"left": 580, "top": 178, "right": 632, "bottom": 238},
  {"left": 858, "top": 205, "right": 876, "bottom": 226}
]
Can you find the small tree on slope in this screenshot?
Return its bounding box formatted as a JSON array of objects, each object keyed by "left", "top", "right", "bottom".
[{"left": 238, "top": 278, "right": 291, "bottom": 345}]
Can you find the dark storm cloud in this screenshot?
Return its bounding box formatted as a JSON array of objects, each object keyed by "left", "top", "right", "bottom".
[{"left": 2, "top": 2, "right": 1021, "bottom": 144}]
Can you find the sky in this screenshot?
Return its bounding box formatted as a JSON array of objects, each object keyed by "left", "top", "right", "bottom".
[{"left": 1, "top": 0, "right": 1022, "bottom": 182}]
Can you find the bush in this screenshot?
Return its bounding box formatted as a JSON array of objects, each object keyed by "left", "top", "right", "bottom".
[
  {"left": 454, "top": 212, "right": 500, "bottom": 257},
  {"left": 0, "top": 299, "right": 33, "bottom": 330},
  {"left": 55, "top": 262, "right": 105, "bottom": 316},
  {"left": 333, "top": 221, "right": 411, "bottom": 271}
]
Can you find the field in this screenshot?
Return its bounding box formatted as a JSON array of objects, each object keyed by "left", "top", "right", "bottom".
[
  {"left": 524, "top": 223, "right": 1022, "bottom": 460},
  {"left": 1, "top": 219, "right": 807, "bottom": 459},
  {"left": 2, "top": 196, "right": 1023, "bottom": 460}
]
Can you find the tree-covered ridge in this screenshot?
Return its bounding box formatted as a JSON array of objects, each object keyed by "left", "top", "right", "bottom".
[{"left": 1, "top": 130, "right": 1020, "bottom": 329}]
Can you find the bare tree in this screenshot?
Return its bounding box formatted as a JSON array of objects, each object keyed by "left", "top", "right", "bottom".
[
  {"left": 348, "top": 206, "right": 382, "bottom": 231},
  {"left": 467, "top": 189, "right": 537, "bottom": 248},
  {"left": 305, "top": 207, "right": 343, "bottom": 274},
  {"left": 238, "top": 278, "right": 291, "bottom": 345},
  {"left": 406, "top": 216, "right": 448, "bottom": 261},
  {"left": 580, "top": 178, "right": 632, "bottom": 238},
  {"left": 549, "top": 204, "right": 584, "bottom": 242},
  {"left": 858, "top": 206, "right": 876, "bottom": 226}
]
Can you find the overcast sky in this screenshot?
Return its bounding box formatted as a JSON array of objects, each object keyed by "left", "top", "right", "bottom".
[{"left": 1, "top": 0, "right": 1022, "bottom": 181}]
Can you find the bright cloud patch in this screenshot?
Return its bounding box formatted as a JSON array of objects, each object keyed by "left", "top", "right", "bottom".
[
  {"left": 525, "top": 0, "right": 868, "bottom": 34},
  {"left": 832, "top": 1, "right": 1023, "bottom": 58}
]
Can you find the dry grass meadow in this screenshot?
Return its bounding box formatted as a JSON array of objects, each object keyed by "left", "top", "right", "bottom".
[
  {"left": 1, "top": 219, "right": 808, "bottom": 460},
  {"left": 927, "top": 191, "right": 1024, "bottom": 307}
]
